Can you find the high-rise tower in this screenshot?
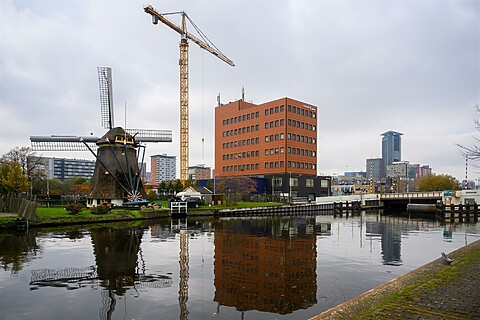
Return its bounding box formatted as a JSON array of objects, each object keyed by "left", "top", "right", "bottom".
[{"left": 381, "top": 131, "right": 403, "bottom": 176}]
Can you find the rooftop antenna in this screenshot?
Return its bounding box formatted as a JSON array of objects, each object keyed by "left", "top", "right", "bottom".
[
  {"left": 241, "top": 86, "right": 245, "bottom": 101},
  {"left": 217, "top": 93, "right": 221, "bottom": 106}
]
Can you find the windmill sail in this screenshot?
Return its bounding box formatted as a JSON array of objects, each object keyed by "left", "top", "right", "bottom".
[
  {"left": 98, "top": 67, "right": 114, "bottom": 129},
  {"left": 29, "top": 66, "right": 173, "bottom": 207},
  {"left": 30, "top": 135, "right": 99, "bottom": 151}
]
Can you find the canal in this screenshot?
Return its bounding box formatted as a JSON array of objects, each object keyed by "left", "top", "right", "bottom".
[{"left": 0, "top": 211, "right": 479, "bottom": 320}]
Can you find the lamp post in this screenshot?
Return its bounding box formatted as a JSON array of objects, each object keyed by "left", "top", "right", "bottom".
[
  {"left": 272, "top": 176, "right": 275, "bottom": 196},
  {"left": 289, "top": 172, "right": 292, "bottom": 204}
]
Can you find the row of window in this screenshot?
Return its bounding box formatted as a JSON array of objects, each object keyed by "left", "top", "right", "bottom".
[
  {"left": 222, "top": 138, "right": 260, "bottom": 149},
  {"left": 222, "top": 133, "right": 317, "bottom": 149},
  {"left": 287, "top": 133, "right": 317, "bottom": 144},
  {"left": 222, "top": 161, "right": 316, "bottom": 172},
  {"left": 223, "top": 150, "right": 260, "bottom": 160},
  {"left": 223, "top": 164, "right": 260, "bottom": 172},
  {"left": 264, "top": 105, "right": 285, "bottom": 115},
  {"left": 224, "top": 135, "right": 306, "bottom": 147},
  {"left": 223, "top": 119, "right": 316, "bottom": 138},
  {"left": 222, "top": 104, "right": 317, "bottom": 127},
  {"left": 223, "top": 147, "right": 316, "bottom": 160},
  {"left": 287, "top": 148, "right": 316, "bottom": 156},
  {"left": 267, "top": 134, "right": 316, "bottom": 144},
  {"left": 223, "top": 124, "right": 260, "bottom": 137},
  {"left": 264, "top": 148, "right": 316, "bottom": 157},
  {"left": 287, "top": 119, "right": 316, "bottom": 131},
  {"left": 53, "top": 168, "right": 94, "bottom": 173},
  {"left": 264, "top": 119, "right": 284, "bottom": 128},
  {"left": 266, "top": 162, "right": 316, "bottom": 170},
  {"left": 287, "top": 105, "right": 316, "bottom": 118},
  {"left": 223, "top": 111, "right": 260, "bottom": 126},
  {"left": 273, "top": 177, "right": 316, "bottom": 188}
]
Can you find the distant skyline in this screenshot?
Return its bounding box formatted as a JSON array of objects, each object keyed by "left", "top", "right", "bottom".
[{"left": 1, "top": 0, "right": 478, "bottom": 181}]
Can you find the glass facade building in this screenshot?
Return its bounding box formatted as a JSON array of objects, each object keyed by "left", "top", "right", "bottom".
[{"left": 381, "top": 131, "right": 403, "bottom": 176}]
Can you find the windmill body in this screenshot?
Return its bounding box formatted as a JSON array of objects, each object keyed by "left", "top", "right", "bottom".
[
  {"left": 30, "top": 67, "right": 172, "bottom": 208},
  {"left": 87, "top": 127, "right": 147, "bottom": 207}
]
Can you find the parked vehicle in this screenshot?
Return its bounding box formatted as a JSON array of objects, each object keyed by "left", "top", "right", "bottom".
[{"left": 184, "top": 197, "right": 202, "bottom": 208}]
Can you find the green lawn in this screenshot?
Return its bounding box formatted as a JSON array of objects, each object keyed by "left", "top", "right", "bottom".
[{"left": 0, "top": 201, "right": 284, "bottom": 229}]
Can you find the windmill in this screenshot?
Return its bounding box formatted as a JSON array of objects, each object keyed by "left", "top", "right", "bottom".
[{"left": 30, "top": 67, "right": 172, "bottom": 207}]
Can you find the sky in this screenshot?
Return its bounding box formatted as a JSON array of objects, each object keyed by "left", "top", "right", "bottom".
[{"left": 1, "top": 0, "right": 479, "bottom": 182}]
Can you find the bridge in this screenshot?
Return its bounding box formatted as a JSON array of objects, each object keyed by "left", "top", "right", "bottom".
[
  {"left": 316, "top": 190, "right": 480, "bottom": 212},
  {"left": 380, "top": 191, "right": 443, "bottom": 211}
]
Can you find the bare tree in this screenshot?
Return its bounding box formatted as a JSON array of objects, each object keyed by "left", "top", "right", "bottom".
[{"left": 457, "top": 103, "right": 480, "bottom": 160}]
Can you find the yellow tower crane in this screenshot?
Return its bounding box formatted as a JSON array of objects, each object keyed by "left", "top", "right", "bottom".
[{"left": 144, "top": 6, "right": 234, "bottom": 182}]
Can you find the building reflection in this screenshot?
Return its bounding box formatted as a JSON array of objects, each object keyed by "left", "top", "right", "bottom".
[
  {"left": 213, "top": 217, "right": 318, "bottom": 315},
  {"left": 366, "top": 218, "right": 402, "bottom": 265}
]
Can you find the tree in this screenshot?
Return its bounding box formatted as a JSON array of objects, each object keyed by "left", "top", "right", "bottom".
[
  {"left": 174, "top": 180, "right": 183, "bottom": 193},
  {"left": 458, "top": 103, "right": 480, "bottom": 160},
  {"left": 0, "top": 161, "right": 30, "bottom": 197},
  {"left": 215, "top": 176, "right": 257, "bottom": 205},
  {"left": 1, "top": 147, "right": 47, "bottom": 197},
  {"left": 158, "top": 181, "right": 167, "bottom": 194},
  {"left": 418, "top": 174, "right": 460, "bottom": 191}
]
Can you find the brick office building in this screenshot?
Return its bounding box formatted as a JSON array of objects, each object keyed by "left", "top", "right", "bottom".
[{"left": 215, "top": 97, "right": 330, "bottom": 199}]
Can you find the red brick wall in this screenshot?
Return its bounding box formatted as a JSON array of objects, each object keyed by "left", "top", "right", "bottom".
[{"left": 215, "top": 97, "right": 317, "bottom": 177}]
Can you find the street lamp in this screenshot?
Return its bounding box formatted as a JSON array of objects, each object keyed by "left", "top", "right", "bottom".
[
  {"left": 272, "top": 176, "right": 275, "bottom": 196},
  {"left": 289, "top": 172, "right": 292, "bottom": 203}
]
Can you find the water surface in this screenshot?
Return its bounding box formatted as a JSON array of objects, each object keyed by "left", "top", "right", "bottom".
[{"left": 0, "top": 212, "right": 478, "bottom": 320}]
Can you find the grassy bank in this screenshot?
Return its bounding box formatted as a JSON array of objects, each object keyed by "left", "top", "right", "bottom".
[
  {"left": 0, "top": 201, "right": 283, "bottom": 230},
  {"left": 354, "top": 244, "right": 480, "bottom": 319}
]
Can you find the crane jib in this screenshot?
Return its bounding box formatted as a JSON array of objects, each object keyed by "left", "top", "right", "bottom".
[{"left": 144, "top": 5, "right": 234, "bottom": 67}]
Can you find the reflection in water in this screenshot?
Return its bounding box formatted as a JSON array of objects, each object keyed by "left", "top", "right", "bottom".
[
  {"left": 172, "top": 219, "right": 191, "bottom": 320},
  {"left": 213, "top": 217, "right": 320, "bottom": 315},
  {"left": 366, "top": 220, "right": 402, "bottom": 266},
  {"left": 1, "top": 214, "right": 479, "bottom": 319},
  {"left": 0, "top": 231, "right": 40, "bottom": 274},
  {"left": 90, "top": 227, "right": 146, "bottom": 295},
  {"left": 28, "top": 226, "right": 173, "bottom": 320}
]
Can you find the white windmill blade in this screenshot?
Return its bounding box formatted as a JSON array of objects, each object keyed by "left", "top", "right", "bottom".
[
  {"left": 30, "top": 135, "right": 99, "bottom": 151},
  {"left": 97, "top": 67, "right": 114, "bottom": 129},
  {"left": 125, "top": 128, "right": 173, "bottom": 143}
]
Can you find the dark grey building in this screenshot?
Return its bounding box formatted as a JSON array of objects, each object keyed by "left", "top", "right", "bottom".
[
  {"left": 267, "top": 174, "right": 331, "bottom": 201},
  {"left": 366, "top": 158, "right": 384, "bottom": 180},
  {"left": 382, "top": 131, "right": 403, "bottom": 176}
]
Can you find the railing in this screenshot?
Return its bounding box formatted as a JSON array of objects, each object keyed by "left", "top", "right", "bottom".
[
  {"left": 381, "top": 191, "right": 443, "bottom": 200},
  {"left": 170, "top": 202, "right": 187, "bottom": 213}
]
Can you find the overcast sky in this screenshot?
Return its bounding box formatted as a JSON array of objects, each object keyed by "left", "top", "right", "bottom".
[{"left": 1, "top": 0, "right": 479, "bottom": 181}]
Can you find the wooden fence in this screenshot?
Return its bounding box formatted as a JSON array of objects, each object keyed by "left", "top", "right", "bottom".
[{"left": 0, "top": 197, "right": 38, "bottom": 221}]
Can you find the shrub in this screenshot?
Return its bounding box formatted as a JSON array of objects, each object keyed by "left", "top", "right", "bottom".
[
  {"left": 90, "top": 204, "right": 111, "bottom": 215},
  {"left": 65, "top": 203, "right": 84, "bottom": 215}
]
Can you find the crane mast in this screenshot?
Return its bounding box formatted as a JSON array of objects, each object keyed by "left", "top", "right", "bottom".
[
  {"left": 179, "top": 14, "right": 189, "bottom": 183},
  {"left": 145, "top": 5, "right": 234, "bottom": 183}
]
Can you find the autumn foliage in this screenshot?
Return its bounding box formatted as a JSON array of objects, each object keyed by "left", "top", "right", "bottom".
[{"left": 417, "top": 174, "right": 460, "bottom": 191}]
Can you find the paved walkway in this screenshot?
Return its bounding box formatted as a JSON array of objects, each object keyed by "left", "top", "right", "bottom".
[{"left": 311, "top": 239, "right": 480, "bottom": 320}]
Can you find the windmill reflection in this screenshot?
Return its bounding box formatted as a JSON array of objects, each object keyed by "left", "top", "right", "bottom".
[
  {"left": 29, "top": 227, "right": 173, "bottom": 320},
  {"left": 213, "top": 217, "right": 319, "bottom": 315}
]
